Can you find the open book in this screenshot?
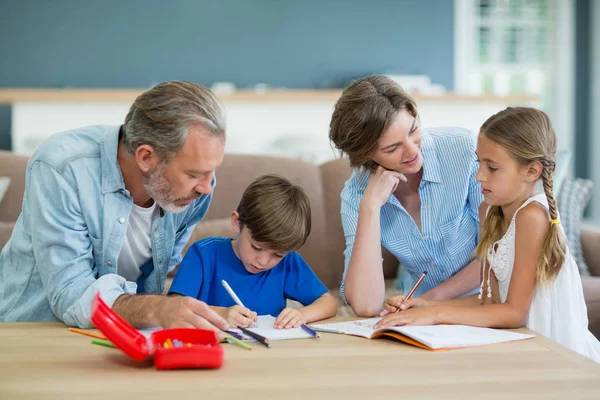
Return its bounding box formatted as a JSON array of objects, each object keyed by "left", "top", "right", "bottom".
[
  {"left": 309, "top": 318, "right": 535, "bottom": 351},
  {"left": 230, "top": 315, "right": 313, "bottom": 341}
]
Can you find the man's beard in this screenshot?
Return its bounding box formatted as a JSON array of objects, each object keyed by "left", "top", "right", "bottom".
[{"left": 142, "top": 162, "right": 199, "bottom": 214}]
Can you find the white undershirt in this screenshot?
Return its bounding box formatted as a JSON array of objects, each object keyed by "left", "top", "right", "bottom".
[{"left": 117, "top": 202, "right": 157, "bottom": 282}]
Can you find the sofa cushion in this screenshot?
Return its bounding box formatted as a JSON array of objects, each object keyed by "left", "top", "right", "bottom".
[
  {"left": 582, "top": 276, "right": 600, "bottom": 339},
  {"left": 0, "top": 151, "right": 29, "bottom": 223},
  {"left": 0, "top": 177, "right": 10, "bottom": 204},
  {"left": 557, "top": 177, "right": 594, "bottom": 276},
  {"left": 319, "top": 158, "right": 398, "bottom": 291}
]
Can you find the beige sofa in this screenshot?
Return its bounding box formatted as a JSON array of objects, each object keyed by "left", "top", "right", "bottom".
[{"left": 2, "top": 150, "right": 600, "bottom": 337}]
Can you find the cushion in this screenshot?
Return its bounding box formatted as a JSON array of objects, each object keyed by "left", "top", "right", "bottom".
[
  {"left": 0, "top": 177, "right": 10, "bottom": 204},
  {"left": 557, "top": 177, "right": 595, "bottom": 276}
]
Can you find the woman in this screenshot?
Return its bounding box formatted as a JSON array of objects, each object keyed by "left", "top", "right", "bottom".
[{"left": 329, "top": 75, "right": 484, "bottom": 316}]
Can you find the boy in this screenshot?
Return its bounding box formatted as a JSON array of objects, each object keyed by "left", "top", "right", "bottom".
[{"left": 169, "top": 175, "right": 337, "bottom": 329}]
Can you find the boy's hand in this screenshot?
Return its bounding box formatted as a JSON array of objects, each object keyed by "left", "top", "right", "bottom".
[
  {"left": 379, "top": 296, "right": 429, "bottom": 316},
  {"left": 227, "top": 305, "right": 257, "bottom": 328},
  {"left": 274, "top": 307, "right": 306, "bottom": 329}
]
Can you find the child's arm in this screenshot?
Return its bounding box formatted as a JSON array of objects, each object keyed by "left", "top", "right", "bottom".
[
  {"left": 274, "top": 293, "right": 337, "bottom": 329},
  {"left": 210, "top": 305, "right": 257, "bottom": 328},
  {"left": 298, "top": 293, "right": 338, "bottom": 323},
  {"left": 375, "top": 203, "right": 546, "bottom": 329}
]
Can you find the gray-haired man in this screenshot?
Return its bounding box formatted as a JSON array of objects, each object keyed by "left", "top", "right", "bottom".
[{"left": 0, "top": 81, "right": 229, "bottom": 337}]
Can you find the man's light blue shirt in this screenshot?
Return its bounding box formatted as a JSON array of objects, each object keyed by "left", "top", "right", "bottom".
[
  {"left": 0, "top": 125, "right": 213, "bottom": 327},
  {"left": 339, "top": 128, "right": 484, "bottom": 301}
]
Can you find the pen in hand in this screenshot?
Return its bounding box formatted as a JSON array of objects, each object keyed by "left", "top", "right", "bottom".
[
  {"left": 221, "top": 279, "right": 257, "bottom": 327},
  {"left": 380, "top": 271, "right": 427, "bottom": 316}
]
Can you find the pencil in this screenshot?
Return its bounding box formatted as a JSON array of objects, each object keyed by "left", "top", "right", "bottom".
[
  {"left": 223, "top": 332, "right": 252, "bottom": 351},
  {"left": 238, "top": 326, "right": 270, "bottom": 348},
  {"left": 91, "top": 339, "right": 116, "bottom": 349},
  {"left": 300, "top": 324, "right": 320, "bottom": 338},
  {"left": 403, "top": 271, "right": 428, "bottom": 302},
  {"left": 225, "top": 330, "right": 245, "bottom": 341},
  {"left": 69, "top": 327, "right": 107, "bottom": 341}
]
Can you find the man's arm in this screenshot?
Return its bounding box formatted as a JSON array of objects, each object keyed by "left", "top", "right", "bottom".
[
  {"left": 28, "top": 161, "right": 134, "bottom": 327},
  {"left": 112, "top": 294, "right": 229, "bottom": 337}
]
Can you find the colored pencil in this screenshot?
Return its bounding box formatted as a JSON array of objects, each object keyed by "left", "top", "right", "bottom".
[
  {"left": 225, "top": 330, "right": 245, "bottom": 341},
  {"left": 238, "top": 326, "right": 270, "bottom": 348},
  {"left": 69, "top": 327, "right": 107, "bottom": 341},
  {"left": 300, "top": 324, "right": 320, "bottom": 338},
  {"left": 403, "top": 271, "right": 427, "bottom": 302},
  {"left": 91, "top": 339, "right": 116, "bottom": 349},
  {"left": 223, "top": 332, "right": 252, "bottom": 351}
]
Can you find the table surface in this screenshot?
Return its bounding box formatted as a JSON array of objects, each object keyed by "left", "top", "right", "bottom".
[{"left": 1, "top": 319, "right": 599, "bottom": 400}]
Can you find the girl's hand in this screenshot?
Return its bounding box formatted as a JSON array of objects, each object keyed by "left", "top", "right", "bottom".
[
  {"left": 374, "top": 307, "right": 439, "bottom": 329},
  {"left": 227, "top": 305, "right": 257, "bottom": 328},
  {"left": 363, "top": 166, "right": 407, "bottom": 208},
  {"left": 274, "top": 307, "right": 306, "bottom": 329},
  {"left": 380, "top": 296, "right": 429, "bottom": 316}
]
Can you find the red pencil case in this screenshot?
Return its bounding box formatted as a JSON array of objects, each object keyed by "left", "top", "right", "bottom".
[{"left": 90, "top": 294, "right": 224, "bottom": 370}]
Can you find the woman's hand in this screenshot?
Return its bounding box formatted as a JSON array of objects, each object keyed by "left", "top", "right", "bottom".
[
  {"left": 363, "top": 166, "right": 407, "bottom": 208},
  {"left": 379, "top": 295, "right": 430, "bottom": 316}
]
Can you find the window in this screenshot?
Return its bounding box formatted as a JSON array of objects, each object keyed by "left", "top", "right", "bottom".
[{"left": 455, "top": 0, "right": 555, "bottom": 97}]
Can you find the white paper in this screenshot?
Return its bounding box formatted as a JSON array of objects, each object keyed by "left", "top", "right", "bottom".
[{"left": 230, "top": 315, "right": 313, "bottom": 341}]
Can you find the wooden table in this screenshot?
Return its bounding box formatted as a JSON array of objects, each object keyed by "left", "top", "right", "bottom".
[{"left": 1, "top": 320, "right": 599, "bottom": 399}]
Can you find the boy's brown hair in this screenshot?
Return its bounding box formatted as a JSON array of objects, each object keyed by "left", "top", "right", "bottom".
[{"left": 236, "top": 175, "right": 311, "bottom": 253}]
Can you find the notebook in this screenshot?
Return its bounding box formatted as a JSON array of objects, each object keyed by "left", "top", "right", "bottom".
[
  {"left": 309, "top": 318, "right": 535, "bottom": 351},
  {"left": 230, "top": 315, "right": 313, "bottom": 341}
]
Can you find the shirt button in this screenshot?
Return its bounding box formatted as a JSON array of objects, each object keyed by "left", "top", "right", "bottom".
[
  {"left": 119, "top": 217, "right": 125, "bottom": 224},
  {"left": 106, "top": 260, "right": 112, "bottom": 267}
]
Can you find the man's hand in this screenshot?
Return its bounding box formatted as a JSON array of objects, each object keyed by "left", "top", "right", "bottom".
[{"left": 157, "top": 296, "right": 229, "bottom": 336}]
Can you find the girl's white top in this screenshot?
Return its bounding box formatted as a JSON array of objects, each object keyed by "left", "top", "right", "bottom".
[{"left": 484, "top": 193, "right": 600, "bottom": 362}]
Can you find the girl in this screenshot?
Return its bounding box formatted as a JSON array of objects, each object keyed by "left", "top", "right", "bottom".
[{"left": 375, "top": 107, "right": 600, "bottom": 362}]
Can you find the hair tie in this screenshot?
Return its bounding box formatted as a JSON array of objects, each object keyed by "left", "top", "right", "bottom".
[{"left": 551, "top": 219, "right": 560, "bottom": 226}]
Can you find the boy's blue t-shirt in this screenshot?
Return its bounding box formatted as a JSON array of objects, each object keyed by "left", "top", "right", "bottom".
[{"left": 168, "top": 237, "right": 328, "bottom": 316}]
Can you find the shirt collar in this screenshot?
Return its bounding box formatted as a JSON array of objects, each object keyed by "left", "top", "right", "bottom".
[
  {"left": 420, "top": 130, "right": 442, "bottom": 184},
  {"left": 100, "top": 125, "right": 127, "bottom": 194}
]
